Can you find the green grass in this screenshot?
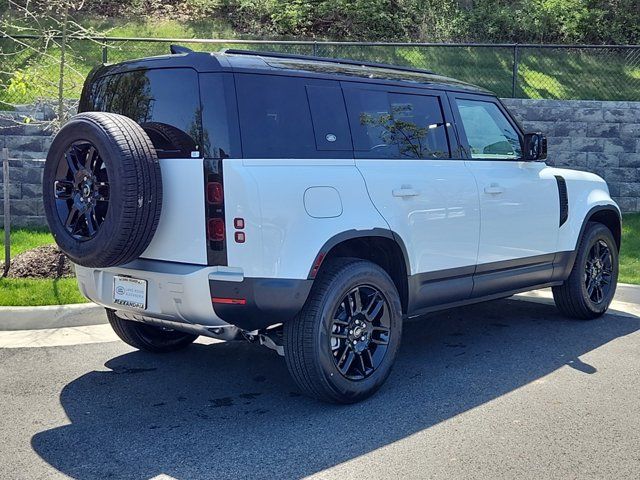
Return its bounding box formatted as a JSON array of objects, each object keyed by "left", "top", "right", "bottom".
[
  {"left": 620, "top": 213, "right": 640, "bottom": 285},
  {"left": 0, "top": 228, "right": 88, "bottom": 306},
  {"left": 1, "top": 227, "right": 53, "bottom": 256},
  {"left": 0, "top": 277, "right": 87, "bottom": 306}
]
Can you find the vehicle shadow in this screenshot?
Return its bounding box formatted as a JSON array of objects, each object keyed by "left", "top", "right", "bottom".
[{"left": 32, "top": 298, "right": 639, "bottom": 480}]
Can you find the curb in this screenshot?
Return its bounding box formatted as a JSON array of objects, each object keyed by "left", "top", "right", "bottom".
[
  {"left": 0, "top": 284, "right": 638, "bottom": 332},
  {"left": 0, "top": 303, "right": 105, "bottom": 331}
]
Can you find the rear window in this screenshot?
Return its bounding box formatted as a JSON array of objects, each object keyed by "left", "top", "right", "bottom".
[{"left": 84, "top": 68, "right": 202, "bottom": 158}]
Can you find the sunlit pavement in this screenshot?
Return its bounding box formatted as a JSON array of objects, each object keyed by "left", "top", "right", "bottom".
[{"left": 0, "top": 290, "right": 638, "bottom": 479}]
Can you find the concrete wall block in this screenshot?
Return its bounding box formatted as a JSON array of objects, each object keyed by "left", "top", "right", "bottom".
[
  {"left": 587, "top": 124, "right": 620, "bottom": 138},
  {"left": 572, "top": 137, "right": 604, "bottom": 153},
  {"left": 603, "top": 138, "right": 636, "bottom": 154},
  {"left": 619, "top": 183, "right": 640, "bottom": 197},
  {"left": 614, "top": 197, "right": 638, "bottom": 213},
  {"left": 586, "top": 152, "right": 619, "bottom": 169},
  {"left": 570, "top": 107, "right": 604, "bottom": 122},
  {"left": 0, "top": 183, "right": 21, "bottom": 199},
  {"left": 2, "top": 135, "right": 44, "bottom": 152},
  {"left": 20, "top": 183, "right": 43, "bottom": 199},
  {"left": 620, "top": 123, "right": 640, "bottom": 137},
  {"left": 549, "top": 137, "right": 572, "bottom": 151},
  {"left": 8, "top": 159, "right": 45, "bottom": 169},
  {"left": 0, "top": 215, "right": 47, "bottom": 229},
  {"left": 554, "top": 122, "right": 587, "bottom": 137},
  {"left": 619, "top": 153, "right": 640, "bottom": 167},
  {"left": 9, "top": 198, "right": 40, "bottom": 216},
  {"left": 601, "top": 168, "right": 639, "bottom": 182},
  {"left": 10, "top": 167, "right": 43, "bottom": 185},
  {"left": 603, "top": 108, "right": 640, "bottom": 123},
  {"left": 552, "top": 152, "right": 587, "bottom": 167},
  {"left": 521, "top": 120, "right": 556, "bottom": 134}
]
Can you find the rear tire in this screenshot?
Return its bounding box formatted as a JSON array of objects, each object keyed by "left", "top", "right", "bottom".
[
  {"left": 552, "top": 222, "right": 619, "bottom": 320},
  {"left": 284, "top": 258, "right": 402, "bottom": 404},
  {"left": 106, "top": 309, "right": 198, "bottom": 353}
]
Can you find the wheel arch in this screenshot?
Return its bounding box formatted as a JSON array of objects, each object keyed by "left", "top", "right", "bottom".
[
  {"left": 309, "top": 229, "right": 410, "bottom": 313},
  {"left": 581, "top": 205, "right": 622, "bottom": 252}
]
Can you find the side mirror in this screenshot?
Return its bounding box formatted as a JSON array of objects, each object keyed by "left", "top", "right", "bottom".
[{"left": 523, "top": 132, "right": 547, "bottom": 161}]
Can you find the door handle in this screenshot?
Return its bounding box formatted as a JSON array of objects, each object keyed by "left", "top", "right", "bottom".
[
  {"left": 484, "top": 184, "right": 505, "bottom": 195},
  {"left": 392, "top": 188, "right": 420, "bottom": 198}
]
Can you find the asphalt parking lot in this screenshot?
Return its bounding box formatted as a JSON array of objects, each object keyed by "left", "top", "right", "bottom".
[{"left": 1, "top": 291, "right": 639, "bottom": 480}]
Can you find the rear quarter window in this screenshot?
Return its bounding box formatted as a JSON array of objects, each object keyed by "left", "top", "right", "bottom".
[
  {"left": 235, "top": 74, "right": 352, "bottom": 159},
  {"left": 85, "top": 68, "right": 202, "bottom": 159}
]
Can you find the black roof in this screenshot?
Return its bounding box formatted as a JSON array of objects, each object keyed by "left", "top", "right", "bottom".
[{"left": 91, "top": 48, "right": 491, "bottom": 95}]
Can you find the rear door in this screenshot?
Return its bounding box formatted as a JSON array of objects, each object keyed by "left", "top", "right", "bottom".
[
  {"left": 448, "top": 93, "right": 559, "bottom": 296},
  {"left": 344, "top": 83, "right": 480, "bottom": 310},
  {"left": 85, "top": 67, "right": 209, "bottom": 264}
]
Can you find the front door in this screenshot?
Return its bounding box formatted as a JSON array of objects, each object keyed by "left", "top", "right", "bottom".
[
  {"left": 343, "top": 84, "right": 481, "bottom": 310},
  {"left": 449, "top": 93, "right": 560, "bottom": 296}
]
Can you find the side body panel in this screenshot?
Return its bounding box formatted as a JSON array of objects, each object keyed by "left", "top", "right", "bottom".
[
  {"left": 549, "top": 167, "right": 621, "bottom": 253},
  {"left": 223, "top": 158, "right": 390, "bottom": 279}
]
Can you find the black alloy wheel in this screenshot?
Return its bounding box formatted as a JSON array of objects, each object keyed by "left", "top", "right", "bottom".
[
  {"left": 53, "top": 141, "right": 110, "bottom": 241},
  {"left": 284, "top": 258, "right": 402, "bottom": 404},
  {"left": 552, "top": 221, "right": 619, "bottom": 320},
  {"left": 584, "top": 239, "right": 614, "bottom": 304},
  {"left": 330, "top": 285, "right": 391, "bottom": 380}
]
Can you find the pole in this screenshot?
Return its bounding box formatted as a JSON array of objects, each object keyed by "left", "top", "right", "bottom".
[
  {"left": 102, "top": 38, "right": 108, "bottom": 63},
  {"left": 511, "top": 43, "right": 519, "bottom": 98},
  {"left": 2, "top": 148, "right": 10, "bottom": 277}
]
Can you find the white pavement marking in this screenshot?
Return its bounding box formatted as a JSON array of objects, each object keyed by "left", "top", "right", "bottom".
[
  {"left": 514, "top": 290, "right": 640, "bottom": 318},
  {"left": 0, "top": 324, "right": 119, "bottom": 348},
  {"left": 0, "top": 323, "right": 225, "bottom": 349}
]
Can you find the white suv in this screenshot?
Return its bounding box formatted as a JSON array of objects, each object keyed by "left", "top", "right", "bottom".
[{"left": 43, "top": 48, "right": 621, "bottom": 403}]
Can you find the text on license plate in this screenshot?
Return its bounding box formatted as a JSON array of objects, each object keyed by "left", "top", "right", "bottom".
[{"left": 113, "top": 276, "right": 147, "bottom": 309}]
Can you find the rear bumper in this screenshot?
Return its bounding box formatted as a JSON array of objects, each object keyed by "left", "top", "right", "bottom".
[
  {"left": 75, "top": 259, "right": 229, "bottom": 327},
  {"left": 75, "top": 259, "right": 312, "bottom": 331}
]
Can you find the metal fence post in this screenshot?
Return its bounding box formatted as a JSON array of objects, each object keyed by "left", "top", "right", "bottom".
[
  {"left": 2, "top": 147, "right": 10, "bottom": 277},
  {"left": 102, "top": 38, "right": 108, "bottom": 63},
  {"left": 511, "top": 43, "right": 519, "bottom": 98},
  {"left": 312, "top": 41, "right": 318, "bottom": 57}
]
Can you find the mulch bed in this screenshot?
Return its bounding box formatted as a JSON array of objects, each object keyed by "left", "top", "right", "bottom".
[{"left": 1, "top": 245, "right": 74, "bottom": 279}]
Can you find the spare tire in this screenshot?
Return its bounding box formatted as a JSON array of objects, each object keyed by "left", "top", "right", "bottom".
[{"left": 43, "top": 112, "right": 162, "bottom": 268}]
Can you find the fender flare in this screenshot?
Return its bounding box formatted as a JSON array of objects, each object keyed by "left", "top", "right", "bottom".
[{"left": 308, "top": 228, "right": 411, "bottom": 279}]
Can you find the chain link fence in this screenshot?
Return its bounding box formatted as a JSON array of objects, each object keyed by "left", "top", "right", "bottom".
[{"left": 1, "top": 35, "right": 640, "bottom": 116}]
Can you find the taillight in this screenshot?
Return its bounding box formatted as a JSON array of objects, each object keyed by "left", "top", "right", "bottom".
[
  {"left": 206, "top": 181, "right": 224, "bottom": 205},
  {"left": 207, "top": 218, "right": 225, "bottom": 242},
  {"left": 204, "top": 159, "right": 226, "bottom": 265}
]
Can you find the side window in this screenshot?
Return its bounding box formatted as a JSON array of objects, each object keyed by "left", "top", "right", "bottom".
[
  {"left": 236, "top": 74, "right": 345, "bottom": 159},
  {"left": 344, "top": 89, "right": 451, "bottom": 159},
  {"left": 306, "top": 85, "right": 352, "bottom": 151},
  {"left": 88, "top": 68, "right": 202, "bottom": 159},
  {"left": 454, "top": 98, "right": 522, "bottom": 160}
]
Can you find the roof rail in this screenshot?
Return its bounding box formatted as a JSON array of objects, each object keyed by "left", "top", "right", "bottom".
[{"left": 222, "top": 49, "right": 436, "bottom": 75}]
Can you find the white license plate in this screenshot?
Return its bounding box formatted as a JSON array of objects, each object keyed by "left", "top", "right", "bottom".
[{"left": 113, "top": 276, "right": 147, "bottom": 310}]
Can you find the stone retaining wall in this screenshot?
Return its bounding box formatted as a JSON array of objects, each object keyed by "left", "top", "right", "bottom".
[
  {"left": 1, "top": 98, "right": 639, "bottom": 228},
  {"left": 502, "top": 99, "right": 640, "bottom": 212}
]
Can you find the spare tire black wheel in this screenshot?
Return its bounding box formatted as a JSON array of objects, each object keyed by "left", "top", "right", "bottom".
[{"left": 43, "top": 112, "right": 163, "bottom": 268}]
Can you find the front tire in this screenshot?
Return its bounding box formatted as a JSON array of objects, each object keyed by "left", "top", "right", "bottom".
[
  {"left": 553, "top": 222, "right": 619, "bottom": 320},
  {"left": 284, "top": 258, "right": 403, "bottom": 404},
  {"left": 106, "top": 309, "right": 198, "bottom": 353}
]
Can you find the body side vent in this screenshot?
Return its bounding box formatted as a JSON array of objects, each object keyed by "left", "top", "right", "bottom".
[{"left": 555, "top": 175, "right": 569, "bottom": 227}]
